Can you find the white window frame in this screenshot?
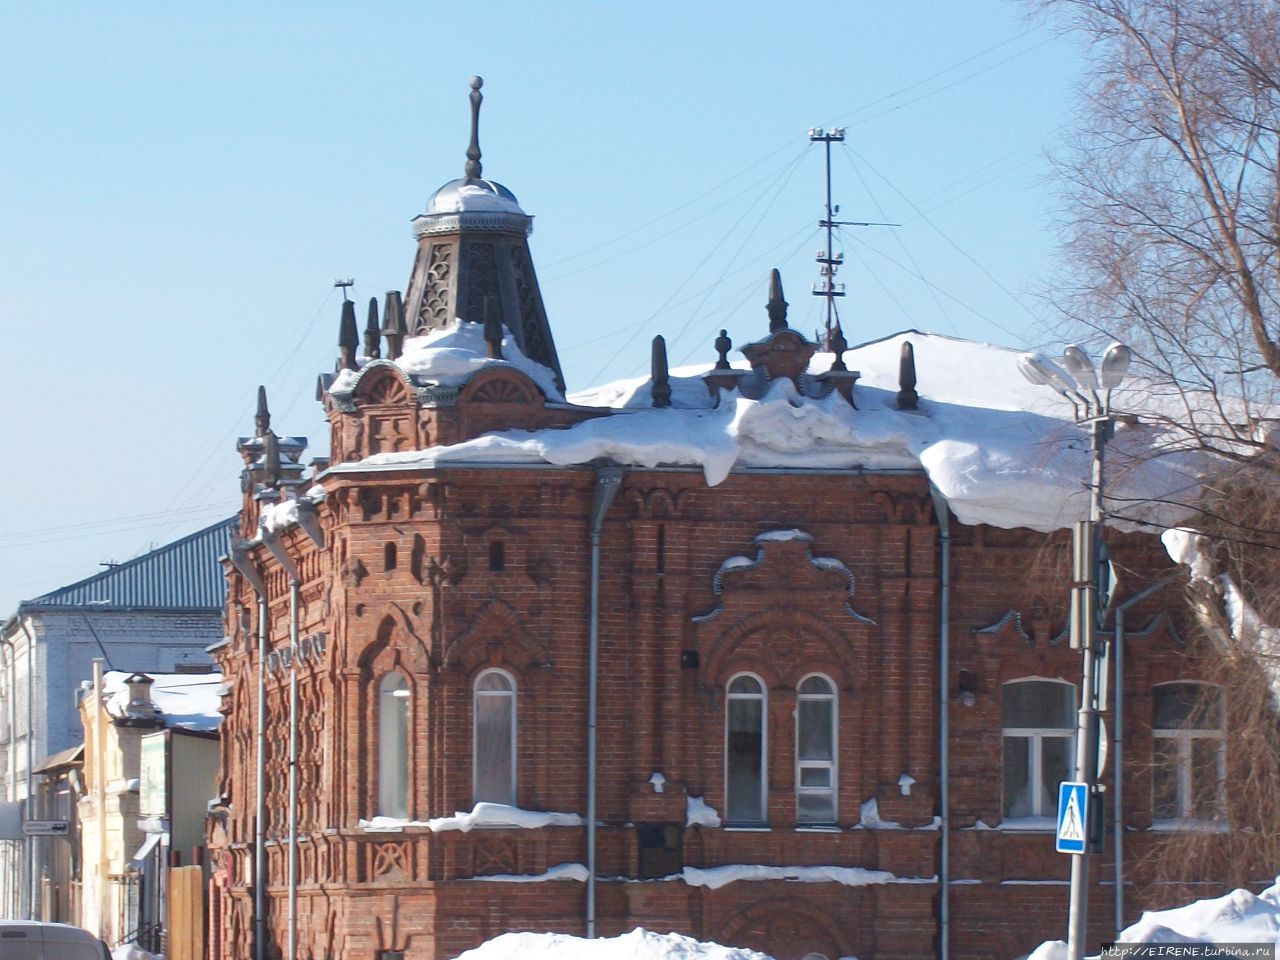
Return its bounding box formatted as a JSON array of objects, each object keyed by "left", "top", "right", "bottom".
[
  {"left": 724, "top": 672, "right": 768, "bottom": 824},
  {"left": 1002, "top": 678, "right": 1076, "bottom": 820},
  {"left": 377, "top": 671, "right": 410, "bottom": 819},
  {"left": 1152, "top": 681, "right": 1225, "bottom": 824},
  {"left": 795, "top": 673, "right": 837, "bottom": 824},
  {"left": 472, "top": 668, "right": 517, "bottom": 807}
]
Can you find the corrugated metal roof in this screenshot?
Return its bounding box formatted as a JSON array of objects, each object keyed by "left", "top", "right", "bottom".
[{"left": 24, "top": 517, "right": 235, "bottom": 611}]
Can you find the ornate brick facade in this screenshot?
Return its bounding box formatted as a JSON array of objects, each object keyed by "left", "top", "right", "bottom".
[{"left": 207, "top": 87, "right": 1250, "bottom": 960}]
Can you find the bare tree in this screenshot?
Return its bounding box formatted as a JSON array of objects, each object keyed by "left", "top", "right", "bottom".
[{"left": 1030, "top": 0, "right": 1280, "bottom": 887}]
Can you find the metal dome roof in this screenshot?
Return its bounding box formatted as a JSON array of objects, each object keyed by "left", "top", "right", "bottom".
[{"left": 426, "top": 177, "right": 525, "bottom": 216}]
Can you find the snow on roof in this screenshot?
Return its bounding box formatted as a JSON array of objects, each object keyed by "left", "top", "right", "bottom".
[
  {"left": 450, "top": 928, "right": 775, "bottom": 960},
  {"left": 330, "top": 330, "right": 1208, "bottom": 534},
  {"left": 329, "top": 319, "right": 563, "bottom": 402},
  {"left": 100, "top": 671, "right": 223, "bottom": 732}
]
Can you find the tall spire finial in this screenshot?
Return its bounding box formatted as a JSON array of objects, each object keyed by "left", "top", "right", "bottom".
[
  {"left": 767, "top": 268, "right": 789, "bottom": 332},
  {"left": 338, "top": 300, "right": 359, "bottom": 371},
  {"left": 465, "top": 76, "right": 484, "bottom": 179},
  {"left": 255, "top": 385, "right": 271, "bottom": 437}
]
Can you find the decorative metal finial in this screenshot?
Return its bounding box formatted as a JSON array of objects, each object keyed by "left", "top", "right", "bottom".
[
  {"left": 714, "top": 329, "right": 733, "bottom": 370},
  {"left": 651, "top": 335, "right": 671, "bottom": 408},
  {"left": 364, "top": 297, "right": 381, "bottom": 359},
  {"left": 767, "top": 268, "right": 789, "bottom": 332},
  {"left": 262, "top": 429, "right": 281, "bottom": 488},
  {"left": 483, "top": 294, "right": 504, "bottom": 359},
  {"left": 338, "top": 300, "right": 359, "bottom": 371},
  {"left": 254, "top": 385, "right": 271, "bottom": 436},
  {"left": 898, "top": 340, "right": 919, "bottom": 410},
  {"left": 381, "top": 291, "right": 406, "bottom": 361},
  {"left": 465, "top": 76, "right": 484, "bottom": 179},
  {"left": 830, "top": 324, "right": 849, "bottom": 373}
]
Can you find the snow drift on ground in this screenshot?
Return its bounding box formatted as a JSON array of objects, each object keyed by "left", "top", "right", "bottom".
[
  {"left": 1025, "top": 875, "right": 1280, "bottom": 956},
  {"left": 96, "top": 671, "right": 223, "bottom": 732},
  {"left": 112, "top": 944, "right": 164, "bottom": 960},
  {"left": 448, "top": 927, "right": 775, "bottom": 960},
  {"left": 332, "top": 328, "right": 1209, "bottom": 535}
]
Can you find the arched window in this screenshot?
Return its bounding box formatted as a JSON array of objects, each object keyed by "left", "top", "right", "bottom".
[
  {"left": 725, "top": 673, "right": 767, "bottom": 824},
  {"left": 474, "top": 669, "right": 516, "bottom": 806},
  {"left": 1153, "top": 682, "right": 1225, "bottom": 822},
  {"left": 378, "top": 672, "right": 410, "bottom": 818},
  {"left": 796, "top": 674, "right": 837, "bottom": 824},
  {"left": 1002, "top": 679, "right": 1076, "bottom": 819}
]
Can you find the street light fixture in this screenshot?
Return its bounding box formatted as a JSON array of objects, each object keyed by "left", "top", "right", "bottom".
[{"left": 1020, "top": 342, "right": 1130, "bottom": 960}]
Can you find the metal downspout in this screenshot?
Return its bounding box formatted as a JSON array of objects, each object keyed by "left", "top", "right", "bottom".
[
  {"left": 1111, "top": 573, "right": 1179, "bottom": 937},
  {"left": 230, "top": 540, "right": 269, "bottom": 960},
  {"left": 586, "top": 464, "right": 623, "bottom": 938},
  {"left": 930, "top": 486, "right": 952, "bottom": 960},
  {"left": 19, "top": 618, "right": 36, "bottom": 921},
  {"left": 0, "top": 625, "right": 17, "bottom": 918},
  {"left": 286, "top": 577, "right": 299, "bottom": 960}
]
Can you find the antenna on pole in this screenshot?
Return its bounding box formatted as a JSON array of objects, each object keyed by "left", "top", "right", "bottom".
[
  {"left": 333, "top": 278, "right": 354, "bottom": 303},
  {"left": 807, "top": 128, "right": 898, "bottom": 349}
]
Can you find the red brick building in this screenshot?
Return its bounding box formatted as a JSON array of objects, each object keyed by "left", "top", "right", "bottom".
[{"left": 207, "top": 81, "right": 1245, "bottom": 960}]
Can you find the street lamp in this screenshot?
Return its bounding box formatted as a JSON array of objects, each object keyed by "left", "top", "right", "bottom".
[{"left": 1020, "top": 342, "right": 1131, "bottom": 960}]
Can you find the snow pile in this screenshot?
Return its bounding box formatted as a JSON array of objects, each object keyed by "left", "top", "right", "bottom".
[
  {"left": 330, "top": 319, "right": 563, "bottom": 402},
  {"left": 1024, "top": 876, "right": 1280, "bottom": 956},
  {"left": 336, "top": 331, "right": 1208, "bottom": 535},
  {"left": 686, "top": 796, "right": 721, "bottom": 828},
  {"left": 359, "top": 803, "right": 583, "bottom": 833},
  {"left": 259, "top": 497, "right": 299, "bottom": 534},
  {"left": 680, "top": 863, "right": 899, "bottom": 890},
  {"left": 112, "top": 943, "right": 165, "bottom": 960},
  {"left": 98, "top": 671, "right": 223, "bottom": 732},
  {"left": 856, "top": 797, "right": 900, "bottom": 830},
  {"left": 449, "top": 928, "right": 774, "bottom": 960},
  {"left": 466, "top": 862, "right": 590, "bottom": 883}
]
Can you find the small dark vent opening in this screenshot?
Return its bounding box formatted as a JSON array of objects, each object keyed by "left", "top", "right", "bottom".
[
  {"left": 489, "top": 540, "right": 506, "bottom": 572},
  {"left": 656, "top": 524, "right": 666, "bottom": 575},
  {"left": 384, "top": 542, "right": 397, "bottom": 572}
]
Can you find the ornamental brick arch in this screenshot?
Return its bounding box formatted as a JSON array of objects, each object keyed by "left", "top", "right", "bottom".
[
  {"left": 353, "top": 362, "right": 417, "bottom": 407},
  {"left": 456, "top": 367, "right": 548, "bottom": 436},
  {"left": 702, "top": 608, "right": 858, "bottom": 690},
  {"left": 442, "top": 598, "right": 548, "bottom": 674},
  {"left": 713, "top": 896, "right": 855, "bottom": 960},
  {"left": 353, "top": 605, "right": 431, "bottom": 676}
]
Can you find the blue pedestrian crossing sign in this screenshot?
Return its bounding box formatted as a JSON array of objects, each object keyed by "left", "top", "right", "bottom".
[{"left": 1056, "top": 782, "right": 1089, "bottom": 854}]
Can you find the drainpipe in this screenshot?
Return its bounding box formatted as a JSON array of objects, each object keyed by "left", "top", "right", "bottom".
[
  {"left": 1111, "top": 573, "right": 1179, "bottom": 938},
  {"left": 230, "top": 540, "right": 269, "bottom": 960},
  {"left": 93, "top": 658, "right": 107, "bottom": 940},
  {"left": 262, "top": 507, "right": 322, "bottom": 960},
  {"left": 1, "top": 622, "right": 17, "bottom": 918},
  {"left": 586, "top": 464, "right": 623, "bottom": 938},
  {"left": 18, "top": 618, "right": 36, "bottom": 921},
  {"left": 929, "top": 486, "right": 952, "bottom": 960}
]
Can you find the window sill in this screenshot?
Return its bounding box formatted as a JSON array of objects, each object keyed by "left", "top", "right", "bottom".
[
  {"left": 997, "top": 817, "right": 1057, "bottom": 832},
  {"left": 723, "top": 825, "right": 772, "bottom": 832},
  {"left": 1148, "top": 819, "right": 1228, "bottom": 833},
  {"left": 795, "top": 825, "right": 841, "bottom": 833}
]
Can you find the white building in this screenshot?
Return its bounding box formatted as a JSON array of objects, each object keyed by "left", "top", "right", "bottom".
[{"left": 0, "top": 517, "right": 233, "bottom": 920}]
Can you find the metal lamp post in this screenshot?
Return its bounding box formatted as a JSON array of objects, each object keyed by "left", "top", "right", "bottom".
[{"left": 1018, "top": 342, "right": 1131, "bottom": 960}]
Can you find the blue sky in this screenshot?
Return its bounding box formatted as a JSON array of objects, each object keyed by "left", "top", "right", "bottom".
[{"left": 1, "top": 1, "right": 1084, "bottom": 614}]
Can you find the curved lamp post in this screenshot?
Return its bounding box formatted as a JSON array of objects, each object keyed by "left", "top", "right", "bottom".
[{"left": 1019, "top": 342, "right": 1130, "bottom": 960}]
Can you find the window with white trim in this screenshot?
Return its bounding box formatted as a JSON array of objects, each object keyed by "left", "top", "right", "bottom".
[
  {"left": 1152, "top": 682, "right": 1225, "bottom": 822},
  {"left": 377, "top": 671, "right": 410, "bottom": 818},
  {"left": 1002, "top": 679, "right": 1075, "bottom": 819},
  {"left": 473, "top": 669, "right": 516, "bottom": 806},
  {"left": 725, "top": 673, "right": 767, "bottom": 823},
  {"left": 796, "top": 674, "right": 837, "bottom": 824}
]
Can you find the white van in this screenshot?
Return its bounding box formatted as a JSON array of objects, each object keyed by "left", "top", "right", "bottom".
[{"left": 0, "top": 922, "right": 111, "bottom": 960}]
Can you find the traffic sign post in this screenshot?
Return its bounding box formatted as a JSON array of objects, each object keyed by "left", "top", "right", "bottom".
[{"left": 1057, "top": 783, "right": 1089, "bottom": 855}]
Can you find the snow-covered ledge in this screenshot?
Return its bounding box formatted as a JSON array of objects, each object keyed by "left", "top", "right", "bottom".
[{"left": 358, "top": 802, "right": 583, "bottom": 834}]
